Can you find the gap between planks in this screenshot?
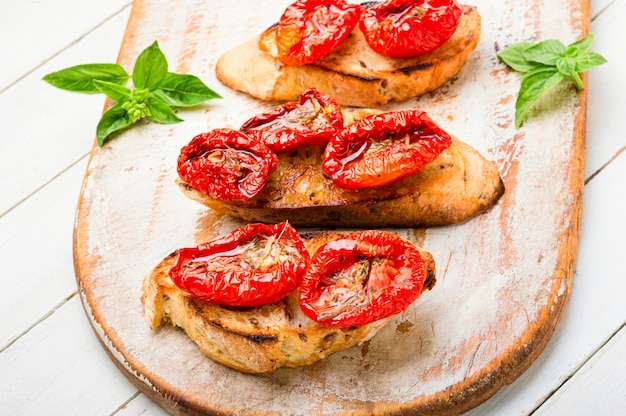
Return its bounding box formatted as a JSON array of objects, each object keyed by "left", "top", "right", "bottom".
[
  {"left": 585, "top": 144, "right": 626, "bottom": 185},
  {"left": 529, "top": 319, "right": 626, "bottom": 415},
  {"left": 0, "top": 154, "right": 91, "bottom": 220},
  {"left": 0, "top": 292, "right": 78, "bottom": 353}
]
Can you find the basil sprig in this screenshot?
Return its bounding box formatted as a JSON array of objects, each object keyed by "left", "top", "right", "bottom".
[
  {"left": 43, "top": 41, "right": 221, "bottom": 146},
  {"left": 497, "top": 33, "right": 606, "bottom": 128}
]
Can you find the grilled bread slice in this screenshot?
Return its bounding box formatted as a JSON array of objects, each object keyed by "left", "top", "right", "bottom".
[
  {"left": 215, "top": 5, "right": 481, "bottom": 107},
  {"left": 141, "top": 231, "right": 437, "bottom": 374},
  {"left": 176, "top": 109, "right": 505, "bottom": 228}
]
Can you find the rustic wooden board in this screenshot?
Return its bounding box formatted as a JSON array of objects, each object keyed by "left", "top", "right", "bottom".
[{"left": 73, "top": 0, "right": 589, "bottom": 415}]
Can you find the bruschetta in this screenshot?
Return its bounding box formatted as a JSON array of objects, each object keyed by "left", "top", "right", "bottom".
[
  {"left": 175, "top": 94, "right": 504, "bottom": 228},
  {"left": 215, "top": 1, "right": 481, "bottom": 107},
  {"left": 141, "top": 226, "right": 436, "bottom": 373}
]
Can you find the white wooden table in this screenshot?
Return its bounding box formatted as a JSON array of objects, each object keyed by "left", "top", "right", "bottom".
[{"left": 1, "top": 0, "right": 624, "bottom": 414}]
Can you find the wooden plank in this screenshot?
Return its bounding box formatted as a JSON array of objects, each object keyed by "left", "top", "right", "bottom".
[
  {"left": 0, "top": 297, "right": 137, "bottom": 415},
  {"left": 0, "top": 0, "right": 130, "bottom": 91},
  {"left": 73, "top": 0, "right": 590, "bottom": 414},
  {"left": 535, "top": 327, "right": 626, "bottom": 415},
  {"left": 0, "top": 158, "right": 86, "bottom": 348},
  {"left": 0, "top": 6, "right": 130, "bottom": 217}
]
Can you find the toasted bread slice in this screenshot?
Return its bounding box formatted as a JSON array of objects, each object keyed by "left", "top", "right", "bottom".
[
  {"left": 215, "top": 5, "right": 481, "bottom": 107},
  {"left": 141, "top": 231, "right": 437, "bottom": 374},
  {"left": 177, "top": 109, "right": 504, "bottom": 228}
]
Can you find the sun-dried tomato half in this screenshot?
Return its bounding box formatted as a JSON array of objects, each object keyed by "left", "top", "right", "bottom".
[
  {"left": 240, "top": 88, "right": 344, "bottom": 152},
  {"left": 169, "top": 222, "right": 310, "bottom": 307},
  {"left": 359, "top": 0, "right": 462, "bottom": 58},
  {"left": 274, "top": 0, "right": 362, "bottom": 66},
  {"left": 321, "top": 110, "right": 452, "bottom": 189},
  {"left": 299, "top": 230, "right": 429, "bottom": 327},
  {"left": 177, "top": 128, "right": 278, "bottom": 201}
]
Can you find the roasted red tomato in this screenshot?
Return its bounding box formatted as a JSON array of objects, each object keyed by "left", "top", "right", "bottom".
[
  {"left": 299, "top": 230, "right": 428, "bottom": 327},
  {"left": 321, "top": 110, "right": 452, "bottom": 189},
  {"left": 169, "top": 222, "right": 310, "bottom": 307},
  {"left": 275, "top": 0, "right": 362, "bottom": 66},
  {"left": 240, "top": 88, "right": 344, "bottom": 152},
  {"left": 359, "top": 0, "right": 462, "bottom": 58},
  {"left": 177, "top": 129, "right": 278, "bottom": 201}
]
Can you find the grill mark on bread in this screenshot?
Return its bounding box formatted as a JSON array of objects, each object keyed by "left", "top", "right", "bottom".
[
  {"left": 244, "top": 334, "right": 279, "bottom": 343},
  {"left": 310, "top": 67, "right": 381, "bottom": 83},
  {"left": 398, "top": 62, "right": 435, "bottom": 75},
  {"left": 186, "top": 297, "right": 280, "bottom": 343}
]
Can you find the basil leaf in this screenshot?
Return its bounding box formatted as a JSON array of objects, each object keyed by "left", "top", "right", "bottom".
[
  {"left": 93, "top": 80, "right": 131, "bottom": 102},
  {"left": 96, "top": 103, "right": 133, "bottom": 146},
  {"left": 497, "top": 42, "right": 540, "bottom": 72},
  {"left": 556, "top": 57, "right": 583, "bottom": 89},
  {"left": 574, "top": 51, "right": 608, "bottom": 73},
  {"left": 133, "top": 41, "right": 168, "bottom": 90},
  {"left": 515, "top": 68, "right": 564, "bottom": 128},
  {"left": 556, "top": 57, "right": 576, "bottom": 75},
  {"left": 499, "top": 33, "right": 606, "bottom": 129},
  {"left": 147, "top": 94, "right": 183, "bottom": 124},
  {"left": 155, "top": 73, "right": 222, "bottom": 107},
  {"left": 522, "top": 39, "right": 566, "bottom": 66},
  {"left": 568, "top": 33, "right": 595, "bottom": 53},
  {"left": 43, "top": 63, "right": 128, "bottom": 93}
]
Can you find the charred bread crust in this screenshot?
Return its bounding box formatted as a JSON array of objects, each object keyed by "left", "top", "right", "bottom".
[
  {"left": 141, "top": 231, "right": 436, "bottom": 373},
  {"left": 215, "top": 5, "right": 481, "bottom": 107}
]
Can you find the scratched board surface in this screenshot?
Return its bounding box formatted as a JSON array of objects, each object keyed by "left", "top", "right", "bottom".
[{"left": 73, "top": 0, "right": 588, "bottom": 414}]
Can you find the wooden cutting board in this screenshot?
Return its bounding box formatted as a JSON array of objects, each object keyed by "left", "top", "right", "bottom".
[{"left": 73, "top": 0, "right": 589, "bottom": 414}]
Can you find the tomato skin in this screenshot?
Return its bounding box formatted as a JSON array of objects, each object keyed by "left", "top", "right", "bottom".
[
  {"left": 321, "top": 110, "right": 452, "bottom": 189},
  {"left": 177, "top": 129, "right": 278, "bottom": 201},
  {"left": 299, "top": 230, "right": 427, "bottom": 327},
  {"left": 169, "top": 222, "right": 310, "bottom": 307},
  {"left": 276, "top": 0, "right": 362, "bottom": 66},
  {"left": 359, "top": 0, "right": 462, "bottom": 58},
  {"left": 240, "top": 88, "right": 344, "bottom": 152}
]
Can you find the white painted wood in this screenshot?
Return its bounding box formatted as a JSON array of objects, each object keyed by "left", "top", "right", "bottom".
[
  {"left": 534, "top": 327, "right": 626, "bottom": 415},
  {"left": 0, "top": 158, "right": 86, "bottom": 349},
  {"left": 0, "top": 6, "right": 131, "bottom": 217},
  {"left": 0, "top": 297, "right": 137, "bottom": 415},
  {"left": 0, "top": 0, "right": 131, "bottom": 91}
]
